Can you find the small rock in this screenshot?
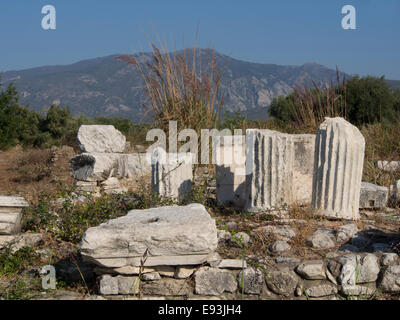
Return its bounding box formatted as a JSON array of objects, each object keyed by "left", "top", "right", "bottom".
[
  {"left": 335, "top": 223, "right": 359, "bottom": 243},
  {"left": 238, "top": 267, "right": 264, "bottom": 294},
  {"left": 305, "top": 283, "right": 337, "bottom": 298},
  {"left": 341, "top": 284, "right": 376, "bottom": 298},
  {"left": 195, "top": 267, "right": 237, "bottom": 296},
  {"left": 358, "top": 254, "right": 380, "bottom": 283},
  {"left": 141, "top": 278, "right": 191, "bottom": 296},
  {"left": 216, "top": 259, "right": 246, "bottom": 269},
  {"left": 217, "top": 230, "right": 232, "bottom": 243},
  {"left": 337, "top": 254, "right": 380, "bottom": 285},
  {"left": 295, "top": 284, "right": 304, "bottom": 297},
  {"left": 275, "top": 257, "right": 301, "bottom": 264},
  {"left": 99, "top": 275, "right": 139, "bottom": 295},
  {"left": 265, "top": 268, "right": 299, "bottom": 297},
  {"left": 140, "top": 272, "right": 161, "bottom": 281},
  {"left": 306, "top": 229, "right": 336, "bottom": 249},
  {"left": 378, "top": 265, "right": 400, "bottom": 293},
  {"left": 269, "top": 240, "right": 291, "bottom": 254},
  {"left": 295, "top": 261, "right": 326, "bottom": 280},
  {"left": 231, "top": 232, "right": 251, "bottom": 248},
  {"left": 381, "top": 253, "right": 400, "bottom": 267},
  {"left": 259, "top": 225, "right": 296, "bottom": 240},
  {"left": 359, "top": 182, "right": 388, "bottom": 209}
]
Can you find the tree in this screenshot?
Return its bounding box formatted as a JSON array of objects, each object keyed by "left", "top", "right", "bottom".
[{"left": 345, "top": 75, "right": 394, "bottom": 125}]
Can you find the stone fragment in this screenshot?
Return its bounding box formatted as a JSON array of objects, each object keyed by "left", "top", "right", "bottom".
[
  {"left": 358, "top": 254, "right": 380, "bottom": 283},
  {"left": 77, "top": 125, "right": 126, "bottom": 153},
  {"left": 305, "top": 282, "right": 337, "bottom": 298},
  {"left": 140, "top": 272, "right": 161, "bottom": 281},
  {"left": 194, "top": 267, "right": 237, "bottom": 296},
  {"left": 341, "top": 284, "right": 376, "bottom": 298},
  {"left": 215, "top": 259, "right": 246, "bottom": 269},
  {"left": 80, "top": 204, "right": 218, "bottom": 267},
  {"left": 151, "top": 151, "right": 193, "bottom": 201},
  {"left": 378, "top": 265, "right": 400, "bottom": 293},
  {"left": 100, "top": 177, "right": 127, "bottom": 194},
  {"left": 275, "top": 257, "right": 301, "bottom": 264},
  {"left": 312, "top": 117, "right": 365, "bottom": 220},
  {"left": 335, "top": 223, "right": 359, "bottom": 243},
  {"left": 269, "top": 240, "right": 291, "bottom": 254},
  {"left": 99, "top": 275, "right": 119, "bottom": 295},
  {"left": 0, "top": 196, "right": 29, "bottom": 235},
  {"left": 217, "top": 230, "right": 232, "bottom": 243},
  {"left": 231, "top": 232, "right": 251, "bottom": 248},
  {"left": 93, "top": 266, "right": 156, "bottom": 276},
  {"left": 381, "top": 253, "right": 400, "bottom": 267},
  {"left": 113, "top": 153, "right": 151, "bottom": 179},
  {"left": 70, "top": 153, "right": 120, "bottom": 182},
  {"left": 264, "top": 268, "right": 299, "bottom": 297},
  {"left": 245, "top": 129, "right": 294, "bottom": 211},
  {"left": 99, "top": 275, "right": 139, "bottom": 295},
  {"left": 0, "top": 233, "right": 43, "bottom": 253},
  {"left": 376, "top": 160, "right": 400, "bottom": 172},
  {"left": 141, "top": 278, "right": 191, "bottom": 296},
  {"left": 238, "top": 267, "right": 265, "bottom": 294},
  {"left": 337, "top": 254, "right": 380, "bottom": 285},
  {"left": 359, "top": 182, "right": 388, "bottom": 209},
  {"left": 258, "top": 225, "right": 296, "bottom": 240},
  {"left": 306, "top": 228, "right": 336, "bottom": 249},
  {"left": 295, "top": 261, "right": 326, "bottom": 280}
]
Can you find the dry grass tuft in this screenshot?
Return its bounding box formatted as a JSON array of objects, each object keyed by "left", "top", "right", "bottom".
[{"left": 116, "top": 44, "right": 225, "bottom": 139}]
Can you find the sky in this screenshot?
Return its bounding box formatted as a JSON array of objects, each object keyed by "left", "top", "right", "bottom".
[{"left": 0, "top": 0, "right": 399, "bottom": 79}]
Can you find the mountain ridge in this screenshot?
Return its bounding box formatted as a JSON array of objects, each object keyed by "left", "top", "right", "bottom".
[{"left": 2, "top": 48, "right": 399, "bottom": 123}]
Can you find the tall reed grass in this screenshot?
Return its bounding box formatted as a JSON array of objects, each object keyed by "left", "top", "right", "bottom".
[
  {"left": 288, "top": 69, "right": 347, "bottom": 132},
  {"left": 116, "top": 44, "right": 224, "bottom": 137}
]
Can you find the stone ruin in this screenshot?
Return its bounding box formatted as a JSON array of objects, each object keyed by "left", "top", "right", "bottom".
[
  {"left": 69, "top": 120, "right": 390, "bottom": 217},
  {"left": 0, "top": 196, "right": 43, "bottom": 253},
  {"left": 69, "top": 125, "right": 151, "bottom": 195},
  {"left": 312, "top": 117, "right": 365, "bottom": 220},
  {"left": 66, "top": 120, "right": 400, "bottom": 298}
]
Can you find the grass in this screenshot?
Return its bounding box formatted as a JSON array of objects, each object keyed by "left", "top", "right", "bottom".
[{"left": 116, "top": 43, "right": 225, "bottom": 154}]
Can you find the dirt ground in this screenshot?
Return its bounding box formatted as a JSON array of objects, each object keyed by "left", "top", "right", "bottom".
[{"left": 0, "top": 146, "right": 76, "bottom": 203}]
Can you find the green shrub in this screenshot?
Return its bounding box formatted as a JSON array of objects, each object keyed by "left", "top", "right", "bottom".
[{"left": 24, "top": 187, "right": 176, "bottom": 243}]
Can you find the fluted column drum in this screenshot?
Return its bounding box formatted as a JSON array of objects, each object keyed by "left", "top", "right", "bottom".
[{"left": 312, "top": 117, "right": 365, "bottom": 220}]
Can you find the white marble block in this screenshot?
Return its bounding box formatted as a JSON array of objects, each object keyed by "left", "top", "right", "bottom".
[
  {"left": 245, "top": 129, "right": 294, "bottom": 211},
  {"left": 312, "top": 117, "right": 365, "bottom": 220},
  {"left": 151, "top": 150, "right": 194, "bottom": 201},
  {"left": 77, "top": 125, "right": 126, "bottom": 153},
  {"left": 80, "top": 204, "right": 218, "bottom": 267},
  {"left": 0, "top": 196, "right": 29, "bottom": 235},
  {"left": 215, "top": 135, "right": 246, "bottom": 208}
]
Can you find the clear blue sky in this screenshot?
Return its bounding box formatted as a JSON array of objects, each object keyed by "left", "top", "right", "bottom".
[{"left": 0, "top": 0, "right": 399, "bottom": 79}]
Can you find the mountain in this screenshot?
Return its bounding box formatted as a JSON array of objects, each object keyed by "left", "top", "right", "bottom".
[{"left": 1, "top": 49, "right": 398, "bottom": 123}]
